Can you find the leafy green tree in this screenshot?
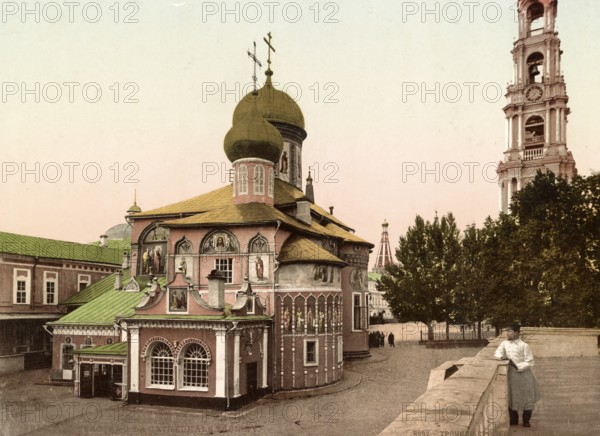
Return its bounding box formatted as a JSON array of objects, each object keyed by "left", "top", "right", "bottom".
[
  {"left": 378, "top": 213, "right": 462, "bottom": 340},
  {"left": 509, "top": 172, "right": 600, "bottom": 327}
]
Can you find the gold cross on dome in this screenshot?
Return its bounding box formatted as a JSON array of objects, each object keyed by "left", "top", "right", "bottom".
[
  {"left": 247, "top": 41, "right": 262, "bottom": 92},
  {"left": 263, "top": 32, "right": 276, "bottom": 69}
]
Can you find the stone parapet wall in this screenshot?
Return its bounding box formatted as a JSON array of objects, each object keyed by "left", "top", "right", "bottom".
[
  {"left": 380, "top": 337, "right": 509, "bottom": 435},
  {"left": 519, "top": 327, "right": 600, "bottom": 357},
  {"left": 0, "top": 354, "right": 24, "bottom": 375},
  {"left": 380, "top": 327, "right": 600, "bottom": 435}
]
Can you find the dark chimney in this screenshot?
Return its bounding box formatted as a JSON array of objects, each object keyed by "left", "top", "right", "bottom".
[
  {"left": 207, "top": 269, "right": 225, "bottom": 309},
  {"left": 305, "top": 172, "right": 314, "bottom": 203}
]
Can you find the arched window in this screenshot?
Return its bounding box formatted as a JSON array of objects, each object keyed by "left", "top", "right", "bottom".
[
  {"left": 527, "top": 2, "right": 545, "bottom": 36},
  {"left": 268, "top": 167, "right": 274, "bottom": 197},
  {"left": 527, "top": 53, "right": 544, "bottom": 84},
  {"left": 182, "top": 343, "right": 210, "bottom": 389},
  {"left": 525, "top": 115, "right": 545, "bottom": 145},
  {"left": 238, "top": 165, "right": 248, "bottom": 194},
  {"left": 254, "top": 165, "right": 265, "bottom": 195},
  {"left": 62, "top": 343, "right": 74, "bottom": 370},
  {"left": 149, "top": 342, "right": 174, "bottom": 387}
]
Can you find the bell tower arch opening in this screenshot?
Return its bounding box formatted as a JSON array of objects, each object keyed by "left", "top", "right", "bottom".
[
  {"left": 527, "top": 52, "right": 544, "bottom": 84},
  {"left": 527, "top": 2, "right": 545, "bottom": 36}
]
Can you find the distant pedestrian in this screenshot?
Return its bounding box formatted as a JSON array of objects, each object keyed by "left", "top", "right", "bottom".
[
  {"left": 379, "top": 332, "right": 385, "bottom": 348},
  {"left": 388, "top": 332, "right": 395, "bottom": 347}
]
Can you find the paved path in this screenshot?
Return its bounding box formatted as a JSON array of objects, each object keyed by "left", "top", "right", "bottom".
[
  {"left": 510, "top": 356, "right": 600, "bottom": 435},
  {"left": 0, "top": 342, "right": 481, "bottom": 436}
]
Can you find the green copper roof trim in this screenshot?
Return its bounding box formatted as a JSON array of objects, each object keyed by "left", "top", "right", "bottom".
[
  {"left": 50, "top": 277, "right": 167, "bottom": 326},
  {"left": 62, "top": 269, "right": 132, "bottom": 306},
  {"left": 125, "top": 314, "right": 272, "bottom": 321},
  {"left": 0, "top": 231, "right": 122, "bottom": 264},
  {"left": 368, "top": 272, "right": 382, "bottom": 281},
  {"left": 73, "top": 341, "right": 127, "bottom": 356}
]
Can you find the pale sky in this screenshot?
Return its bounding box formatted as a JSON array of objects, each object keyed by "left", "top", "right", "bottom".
[{"left": 2, "top": 0, "right": 599, "bottom": 267}]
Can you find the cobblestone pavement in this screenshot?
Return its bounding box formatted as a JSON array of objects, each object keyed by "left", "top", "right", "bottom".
[
  {"left": 0, "top": 336, "right": 482, "bottom": 436},
  {"left": 509, "top": 356, "right": 600, "bottom": 436}
]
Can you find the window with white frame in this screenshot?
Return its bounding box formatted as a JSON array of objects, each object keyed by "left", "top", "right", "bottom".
[
  {"left": 365, "top": 293, "right": 370, "bottom": 329},
  {"left": 13, "top": 269, "right": 30, "bottom": 304},
  {"left": 353, "top": 293, "right": 361, "bottom": 330},
  {"left": 181, "top": 343, "right": 210, "bottom": 389},
  {"left": 337, "top": 336, "right": 343, "bottom": 363},
  {"left": 268, "top": 167, "right": 274, "bottom": 197},
  {"left": 44, "top": 271, "right": 58, "bottom": 305},
  {"left": 238, "top": 164, "right": 248, "bottom": 194},
  {"left": 215, "top": 258, "right": 233, "bottom": 284},
  {"left": 62, "top": 342, "right": 74, "bottom": 370},
  {"left": 149, "top": 342, "right": 174, "bottom": 387},
  {"left": 304, "top": 339, "right": 318, "bottom": 366},
  {"left": 78, "top": 274, "right": 91, "bottom": 292},
  {"left": 253, "top": 165, "right": 265, "bottom": 195}
]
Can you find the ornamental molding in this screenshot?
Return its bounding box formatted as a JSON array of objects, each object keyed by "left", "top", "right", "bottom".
[
  {"left": 173, "top": 338, "right": 212, "bottom": 363},
  {"left": 53, "top": 325, "right": 116, "bottom": 337},
  {"left": 141, "top": 336, "right": 175, "bottom": 358}
]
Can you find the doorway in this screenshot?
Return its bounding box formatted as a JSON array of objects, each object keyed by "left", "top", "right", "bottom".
[{"left": 246, "top": 362, "right": 258, "bottom": 399}]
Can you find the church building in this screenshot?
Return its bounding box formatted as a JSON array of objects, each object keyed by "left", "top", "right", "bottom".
[
  {"left": 497, "top": 0, "right": 577, "bottom": 213},
  {"left": 48, "top": 36, "right": 373, "bottom": 408},
  {"left": 368, "top": 220, "right": 394, "bottom": 323}
]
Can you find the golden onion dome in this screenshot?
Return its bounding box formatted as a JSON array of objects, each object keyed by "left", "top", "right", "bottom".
[
  {"left": 224, "top": 92, "right": 284, "bottom": 163},
  {"left": 232, "top": 71, "right": 305, "bottom": 130}
]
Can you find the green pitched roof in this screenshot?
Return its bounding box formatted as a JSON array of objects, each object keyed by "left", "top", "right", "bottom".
[
  {"left": 50, "top": 276, "right": 166, "bottom": 326},
  {"left": 0, "top": 231, "right": 122, "bottom": 265},
  {"left": 368, "top": 272, "right": 382, "bottom": 281},
  {"left": 278, "top": 236, "right": 345, "bottom": 265},
  {"left": 62, "top": 269, "right": 131, "bottom": 307},
  {"left": 87, "top": 239, "right": 131, "bottom": 251},
  {"left": 73, "top": 341, "right": 127, "bottom": 356}
]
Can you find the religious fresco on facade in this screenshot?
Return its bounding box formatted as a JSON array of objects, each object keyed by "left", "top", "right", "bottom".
[
  {"left": 294, "top": 296, "right": 304, "bottom": 333},
  {"left": 296, "top": 148, "right": 302, "bottom": 187},
  {"left": 282, "top": 296, "right": 293, "bottom": 333},
  {"left": 313, "top": 264, "right": 334, "bottom": 283},
  {"left": 318, "top": 296, "right": 326, "bottom": 333},
  {"left": 174, "top": 256, "right": 192, "bottom": 280},
  {"left": 168, "top": 288, "right": 187, "bottom": 312},
  {"left": 140, "top": 225, "right": 168, "bottom": 275},
  {"left": 306, "top": 296, "right": 316, "bottom": 334},
  {"left": 279, "top": 295, "right": 334, "bottom": 335},
  {"left": 334, "top": 296, "right": 341, "bottom": 332},
  {"left": 321, "top": 238, "right": 337, "bottom": 255},
  {"left": 276, "top": 142, "right": 291, "bottom": 184},
  {"left": 326, "top": 295, "right": 333, "bottom": 332},
  {"left": 174, "top": 238, "right": 193, "bottom": 281},
  {"left": 350, "top": 267, "right": 367, "bottom": 291},
  {"left": 201, "top": 231, "right": 238, "bottom": 254},
  {"left": 249, "top": 236, "right": 269, "bottom": 283}
]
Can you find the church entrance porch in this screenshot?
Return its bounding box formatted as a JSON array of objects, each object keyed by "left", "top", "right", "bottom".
[
  {"left": 79, "top": 363, "right": 124, "bottom": 399},
  {"left": 73, "top": 342, "right": 128, "bottom": 400}
]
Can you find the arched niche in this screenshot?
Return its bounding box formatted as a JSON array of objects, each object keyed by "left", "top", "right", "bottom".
[{"left": 139, "top": 224, "right": 169, "bottom": 275}]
